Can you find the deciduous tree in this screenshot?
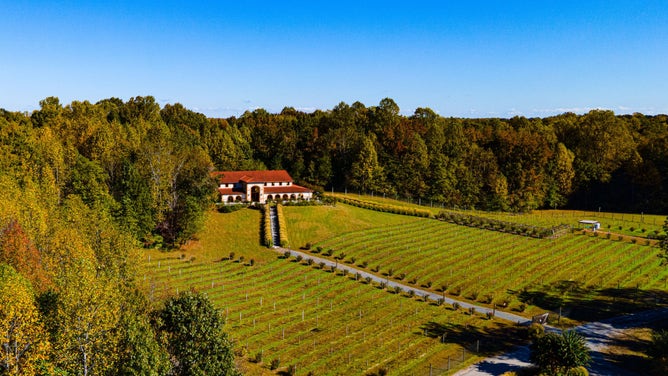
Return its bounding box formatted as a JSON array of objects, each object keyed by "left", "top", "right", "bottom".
[
  {"left": 0, "top": 264, "right": 50, "bottom": 376},
  {"left": 157, "top": 291, "right": 238, "bottom": 376}
]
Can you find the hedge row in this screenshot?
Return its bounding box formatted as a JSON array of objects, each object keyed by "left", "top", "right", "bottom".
[
  {"left": 436, "top": 211, "right": 569, "bottom": 239},
  {"left": 261, "top": 205, "right": 273, "bottom": 247},
  {"left": 276, "top": 204, "right": 289, "bottom": 248},
  {"left": 333, "top": 196, "right": 432, "bottom": 218}
]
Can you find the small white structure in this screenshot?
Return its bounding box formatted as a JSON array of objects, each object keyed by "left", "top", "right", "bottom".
[
  {"left": 578, "top": 219, "right": 600, "bottom": 231},
  {"left": 214, "top": 170, "right": 313, "bottom": 204}
]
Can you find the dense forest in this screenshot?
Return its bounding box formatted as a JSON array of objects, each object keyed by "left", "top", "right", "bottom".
[
  {"left": 1, "top": 95, "right": 667, "bottom": 374},
  {"left": 223, "top": 99, "right": 668, "bottom": 214},
  {"left": 0, "top": 97, "right": 236, "bottom": 375}
]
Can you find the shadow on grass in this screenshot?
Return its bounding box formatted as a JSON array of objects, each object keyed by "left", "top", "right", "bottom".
[
  {"left": 420, "top": 321, "right": 527, "bottom": 356},
  {"left": 597, "top": 318, "right": 668, "bottom": 375},
  {"left": 510, "top": 280, "right": 668, "bottom": 322}
]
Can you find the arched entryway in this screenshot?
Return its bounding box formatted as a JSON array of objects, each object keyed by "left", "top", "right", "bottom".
[
  {"left": 227, "top": 196, "right": 234, "bottom": 203},
  {"left": 251, "top": 186, "right": 261, "bottom": 202},
  {"left": 266, "top": 195, "right": 273, "bottom": 201}
]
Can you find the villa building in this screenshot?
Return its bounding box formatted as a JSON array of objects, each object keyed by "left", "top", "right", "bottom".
[{"left": 214, "top": 170, "right": 313, "bottom": 204}]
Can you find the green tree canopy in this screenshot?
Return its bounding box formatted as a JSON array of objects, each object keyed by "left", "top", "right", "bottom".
[
  {"left": 157, "top": 291, "right": 238, "bottom": 376},
  {"left": 530, "top": 330, "right": 590, "bottom": 375}
]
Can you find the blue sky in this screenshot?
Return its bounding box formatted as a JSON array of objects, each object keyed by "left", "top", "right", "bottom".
[{"left": 1, "top": 1, "right": 667, "bottom": 118}]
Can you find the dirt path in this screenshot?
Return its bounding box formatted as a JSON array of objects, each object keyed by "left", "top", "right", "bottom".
[{"left": 273, "top": 246, "right": 668, "bottom": 376}]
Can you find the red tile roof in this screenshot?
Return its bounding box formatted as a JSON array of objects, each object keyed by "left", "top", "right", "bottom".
[
  {"left": 218, "top": 185, "right": 312, "bottom": 195},
  {"left": 213, "top": 170, "right": 294, "bottom": 184},
  {"left": 263, "top": 185, "right": 312, "bottom": 194},
  {"left": 217, "top": 187, "right": 244, "bottom": 195}
]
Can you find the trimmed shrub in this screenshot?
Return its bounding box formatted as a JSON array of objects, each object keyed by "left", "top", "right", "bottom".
[
  {"left": 276, "top": 204, "right": 289, "bottom": 247},
  {"left": 568, "top": 366, "right": 589, "bottom": 376},
  {"left": 262, "top": 205, "right": 273, "bottom": 247},
  {"left": 270, "top": 358, "right": 280, "bottom": 370},
  {"left": 527, "top": 323, "right": 545, "bottom": 340}
]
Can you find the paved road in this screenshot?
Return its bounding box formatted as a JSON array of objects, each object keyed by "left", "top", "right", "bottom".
[
  {"left": 454, "top": 306, "right": 668, "bottom": 376},
  {"left": 273, "top": 246, "right": 668, "bottom": 376}
]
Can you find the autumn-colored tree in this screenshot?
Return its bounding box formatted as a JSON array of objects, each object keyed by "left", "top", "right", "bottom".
[
  {"left": 0, "top": 219, "right": 51, "bottom": 291},
  {"left": 52, "top": 257, "right": 122, "bottom": 376},
  {"left": 0, "top": 264, "right": 50, "bottom": 376}
]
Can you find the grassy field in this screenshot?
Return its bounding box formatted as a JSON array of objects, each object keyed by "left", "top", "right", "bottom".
[
  {"left": 331, "top": 193, "right": 666, "bottom": 238},
  {"left": 288, "top": 202, "right": 668, "bottom": 324},
  {"left": 142, "top": 208, "right": 520, "bottom": 375},
  {"left": 283, "top": 203, "right": 423, "bottom": 250},
  {"left": 142, "top": 201, "right": 668, "bottom": 374}
]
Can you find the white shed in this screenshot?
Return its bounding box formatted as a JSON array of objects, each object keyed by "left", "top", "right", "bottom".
[{"left": 578, "top": 219, "right": 600, "bottom": 231}]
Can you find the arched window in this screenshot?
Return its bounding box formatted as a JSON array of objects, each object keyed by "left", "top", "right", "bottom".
[
  {"left": 267, "top": 195, "right": 273, "bottom": 201},
  {"left": 227, "top": 196, "right": 234, "bottom": 203},
  {"left": 282, "top": 194, "right": 289, "bottom": 200},
  {"left": 235, "top": 196, "right": 242, "bottom": 202},
  {"left": 290, "top": 194, "right": 296, "bottom": 200}
]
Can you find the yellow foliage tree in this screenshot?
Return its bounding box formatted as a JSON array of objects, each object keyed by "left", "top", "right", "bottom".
[
  {"left": 0, "top": 264, "right": 50, "bottom": 375},
  {"left": 54, "top": 257, "right": 121, "bottom": 376}
]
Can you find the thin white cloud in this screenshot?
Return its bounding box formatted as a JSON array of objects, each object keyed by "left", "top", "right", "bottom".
[{"left": 295, "top": 107, "right": 317, "bottom": 113}]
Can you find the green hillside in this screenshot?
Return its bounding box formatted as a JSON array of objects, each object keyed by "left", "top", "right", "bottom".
[{"left": 143, "top": 207, "right": 520, "bottom": 375}]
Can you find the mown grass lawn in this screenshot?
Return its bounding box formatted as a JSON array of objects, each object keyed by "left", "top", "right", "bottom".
[{"left": 283, "top": 203, "right": 423, "bottom": 250}]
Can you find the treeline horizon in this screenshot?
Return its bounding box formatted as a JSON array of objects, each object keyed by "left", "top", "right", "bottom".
[
  {"left": 5, "top": 96, "right": 668, "bottom": 217},
  {"left": 200, "top": 97, "right": 666, "bottom": 214}
]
